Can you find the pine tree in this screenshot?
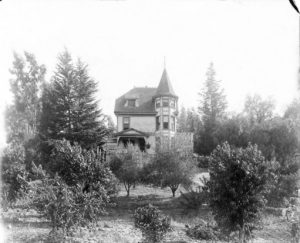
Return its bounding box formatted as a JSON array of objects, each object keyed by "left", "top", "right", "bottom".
[
  {"left": 196, "top": 63, "right": 227, "bottom": 155},
  {"left": 72, "top": 59, "right": 108, "bottom": 147},
  {"left": 39, "top": 50, "right": 108, "bottom": 150},
  {"left": 198, "top": 63, "right": 227, "bottom": 128}
]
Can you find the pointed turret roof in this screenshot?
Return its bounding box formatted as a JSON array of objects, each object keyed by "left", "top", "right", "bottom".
[{"left": 154, "top": 68, "right": 177, "bottom": 98}]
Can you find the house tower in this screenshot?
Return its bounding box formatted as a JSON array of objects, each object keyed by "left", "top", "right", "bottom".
[{"left": 154, "top": 68, "right": 178, "bottom": 148}]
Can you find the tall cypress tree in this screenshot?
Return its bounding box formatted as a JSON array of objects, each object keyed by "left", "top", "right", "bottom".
[
  {"left": 39, "top": 50, "right": 108, "bottom": 150},
  {"left": 196, "top": 63, "right": 227, "bottom": 155}
]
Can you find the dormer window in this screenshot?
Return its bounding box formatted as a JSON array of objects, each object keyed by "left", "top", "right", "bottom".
[{"left": 128, "top": 99, "right": 136, "bottom": 107}]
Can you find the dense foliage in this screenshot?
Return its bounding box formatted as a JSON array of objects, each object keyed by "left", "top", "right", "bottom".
[
  {"left": 28, "top": 173, "right": 113, "bottom": 233},
  {"left": 39, "top": 50, "right": 108, "bottom": 157},
  {"left": 208, "top": 142, "right": 271, "bottom": 242},
  {"left": 1, "top": 144, "right": 28, "bottom": 204},
  {"left": 186, "top": 220, "right": 221, "bottom": 241},
  {"left": 47, "top": 139, "right": 118, "bottom": 195},
  {"left": 134, "top": 204, "right": 171, "bottom": 243}
]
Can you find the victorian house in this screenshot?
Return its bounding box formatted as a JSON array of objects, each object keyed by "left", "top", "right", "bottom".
[{"left": 112, "top": 68, "right": 192, "bottom": 154}]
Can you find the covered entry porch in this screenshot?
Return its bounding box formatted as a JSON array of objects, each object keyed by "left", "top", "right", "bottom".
[{"left": 114, "top": 128, "right": 150, "bottom": 152}]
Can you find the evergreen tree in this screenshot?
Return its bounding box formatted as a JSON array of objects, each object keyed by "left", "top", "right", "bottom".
[
  {"left": 39, "top": 50, "right": 108, "bottom": 150},
  {"left": 196, "top": 63, "right": 227, "bottom": 155}
]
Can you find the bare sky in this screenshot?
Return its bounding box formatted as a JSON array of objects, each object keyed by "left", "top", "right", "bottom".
[{"left": 0, "top": 0, "right": 299, "bottom": 146}]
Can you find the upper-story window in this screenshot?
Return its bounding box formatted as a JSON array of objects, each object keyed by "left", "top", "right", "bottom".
[
  {"left": 127, "top": 99, "right": 136, "bottom": 107},
  {"left": 123, "top": 117, "right": 130, "bottom": 130},
  {"left": 156, "top": 99, "right": 161, "bottom": 108},
  {"left": 170, "top": 99, "right": 175, "bottom": 108},
  {"left": 163, "top": 116, "right": 169, "bottom": 129},
  {"left": 162, "top": 98, "right": 169, "bottom": 107}
]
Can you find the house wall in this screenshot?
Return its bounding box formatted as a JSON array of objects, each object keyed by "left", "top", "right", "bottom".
[{"left": 117, "top": 115, "right": 156, "bottom": 133}]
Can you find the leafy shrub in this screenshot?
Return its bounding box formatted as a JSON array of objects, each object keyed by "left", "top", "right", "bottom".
[
  {"left": 1, "top": 144, "right": 29, "bottom": 204},
  {"left": 186, "top": 221, "right": 221, "bottom": 241},
  {"left": 134, "top": 204, "right": 171, "bottom": 243},
  {"left": 265, "top": 157, "right": 299, "bottom": 207},
  {"left": 30, "top": 174, "right": 113, "bottom": 233},
  {"left": 27, "top": 141, "right": 118, "bottom": 233},
  {"left": 208, "top": 142, "right": 271, "bottom": 242},
  {"left": 48, "top": 139, "right": 118, "bottom": 196}
]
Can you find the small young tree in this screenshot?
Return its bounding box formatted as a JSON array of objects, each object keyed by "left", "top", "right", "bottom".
[
  {"left": 144, "top": 149, "right": 195, "bottom": 197},
  {"left": 208, "top": 142, "right": 271, "bottom": 242},
  {"left": 110, "top": 144, "right": 144, "bottom": 197}
]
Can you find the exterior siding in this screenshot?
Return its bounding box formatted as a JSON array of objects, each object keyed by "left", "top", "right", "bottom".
[{"left": 117, "top": 115, "right": 156, "bottom": 133}]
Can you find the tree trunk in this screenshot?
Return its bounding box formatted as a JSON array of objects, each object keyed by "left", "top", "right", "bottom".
[
  {"left": 239, "top": 226, "right": 245, "bottom": 243},
  {"left": 124, "top": 182, "right": 131, "bottom": 197},
  {"left": 171, "top": 187, "right": 177, "bottom": 197}
]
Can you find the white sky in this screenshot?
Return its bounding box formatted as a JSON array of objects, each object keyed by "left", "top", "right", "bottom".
[{"left": 0, "top": 0, "right": 299, "bottom": 146}]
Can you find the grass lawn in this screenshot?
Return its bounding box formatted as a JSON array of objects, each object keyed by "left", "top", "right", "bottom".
[{"left": 1, "top": 184, "right": 293, "bottom": 243}]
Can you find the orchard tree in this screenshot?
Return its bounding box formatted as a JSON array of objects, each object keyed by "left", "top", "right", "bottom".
[
  {"left": 109, "top": 144, "right": 144, "bottom": 196},
  {"left": 143, "top": 149, "right": 195, "bottom": 197},
  {"left": 208, "top": 142, "right": 271, "bottom": 242},
  {"left": 196, "top": 63, "right": 227, "bottom": 155}
]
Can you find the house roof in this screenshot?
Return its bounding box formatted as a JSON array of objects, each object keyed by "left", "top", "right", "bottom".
[
  {"left": 114, "top": 128, "right": 150, "bottom": 137},
  {"left": 114, "top": 68, "right": 177, "bottom": 115},
  {"left": 114, "top": 87, "right": 157, "bottom": 115},
  {"left": 154, "top": 68, "right": 177, "bottom": 98}
]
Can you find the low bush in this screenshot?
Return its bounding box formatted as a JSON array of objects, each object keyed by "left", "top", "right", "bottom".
[
  {"left": 186, "top": 221, "right": 221, "bottom": 241},
  {"left": 134, "top": 204, "right": 171, "bottom": 243},
  {"left": 178, "top": 190, "right": 208, "bottom": 211}
]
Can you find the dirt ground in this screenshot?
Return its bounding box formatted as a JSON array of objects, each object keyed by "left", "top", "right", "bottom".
[{"left": 0, "top": 184, "right": 294, "bottom": 243}]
